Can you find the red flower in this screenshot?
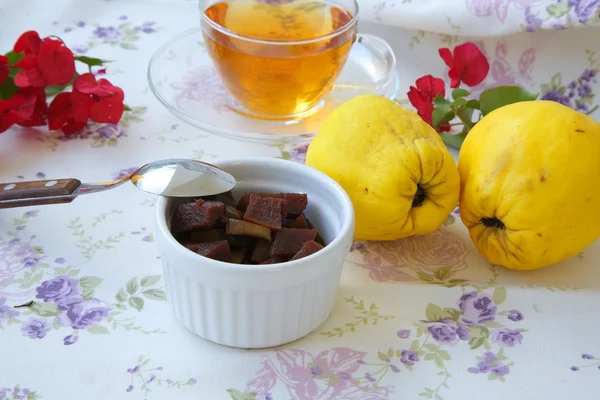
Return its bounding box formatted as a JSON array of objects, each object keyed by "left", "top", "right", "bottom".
[
  {"left": 0, "top": 93, "right": 36, "bottom": 133},
  {"left": 407, "top": 75, "right": 446, "bottom": 127},
  {"left": 14, "top": 31, "right": 42, "bottom": 56},
  {"left": 0, "top": 55, "right": 9, "bottom": 86},
  {"left": 15, "top": 38, "right": 75, "bottom": 88},
  {"left": 17, "top": 87, "right": 47, "bottom": 127},
  {"left": 439, "top": 42, "right": 490, "bottom": 88},
  {"left": 74, "top": 73, "right": 124, "bottom": 124},
  {"left": 48, "top": 92, "right": 91, "bottom": 135}
]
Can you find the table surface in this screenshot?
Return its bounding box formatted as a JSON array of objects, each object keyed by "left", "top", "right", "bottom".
[{"left": 1, "top": 1, "right": 600, "bottom": 399}]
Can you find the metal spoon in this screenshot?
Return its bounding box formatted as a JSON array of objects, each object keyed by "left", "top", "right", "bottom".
[{"left": 0, "top": 159, "right": 237, "bottom": 209}]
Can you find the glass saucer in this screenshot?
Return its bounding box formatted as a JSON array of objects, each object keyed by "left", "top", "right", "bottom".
[{"left": 147, "top": 28, "right": 400, "bottom": 144}]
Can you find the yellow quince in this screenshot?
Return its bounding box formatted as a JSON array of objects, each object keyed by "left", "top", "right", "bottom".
[
  {"left": 306, "top": 94, "right": 460, "bottom": 241},
  {"left": 459, "top": 100, "right": 600, "bottom": 270}
]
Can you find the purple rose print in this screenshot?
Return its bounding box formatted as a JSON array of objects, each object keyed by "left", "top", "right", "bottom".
[
  {"left": 571, "top": 0, "right": 600, "bottom": 23},
  {"left": 94, "top": 26, "right": 123, "bottom": 40},
  {"left": 0, "top": 298, "right": 20, "bottom": 320},
  {"left": 427, "top": 319, "right": 469, "bottom": 345},
  {"left": 396, "top": 329, "right": 410, "bottom": 339},
  {"left": 492, "top": 329, "right": 523, "bottom": 347},
  {"left": 458, "top": 291, "right": 497, "bottom": 325},
  {"left": 507, "top": 309, "right": 524, "bottom": 321},
  {"left": 21, "top": 318, "right": 50, "bottom": 339},
  {"left": 523, "top": 6, "right": 543, "bottom": 31},
  {"left": 35, "top": 276, "right": 80, "bottom": 307},
  {"left": 289, "top": 144, "right": 308, "bottom": 164},
  {"left": 0, "top": 386, "right": 37, "bottom": 400},
  {"left": 134, "top": 21, "right": 157, "bottom": 33},
  {"left": 131, "top": 227, "right": 153, "bottom": 242},
  {"left": 114, "top": 166, "right": 139, "bottom": 180},
  {"left": 63, "top": 334, "right": 79, "bottom": 345},
  {"left": 468, "top": 351, "right": 511, "bottom": 377},
  {"left": 63, "top": 299, "right": 111, "bottom": 330},
  {"left": 400, "top": 350, "right": 420, "bottom": 366},
  {"left": 96, "top": 124, "right": 126, "bottom": 139}
]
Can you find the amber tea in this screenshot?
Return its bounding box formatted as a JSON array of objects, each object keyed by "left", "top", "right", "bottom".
[{"left": 201, "top": 0, "right": 356, "bottom": 118}]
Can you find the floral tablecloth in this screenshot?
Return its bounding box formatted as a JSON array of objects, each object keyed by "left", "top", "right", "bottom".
[{"left": 1, "top": 1, "right": 600, "bottom": 399}]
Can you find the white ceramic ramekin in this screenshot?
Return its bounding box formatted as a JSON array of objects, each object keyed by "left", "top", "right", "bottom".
[{"left": 154, "top": 157, "right": 355, "bottom": 348}]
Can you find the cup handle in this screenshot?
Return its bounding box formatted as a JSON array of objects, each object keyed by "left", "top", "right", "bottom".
[{"left": 332, "top": 33, "right": 398, "bottom": 99}]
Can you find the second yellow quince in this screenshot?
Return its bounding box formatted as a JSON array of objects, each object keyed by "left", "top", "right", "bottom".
[{"left": 459, "top": 100, "right": 600, "bottom": 270}]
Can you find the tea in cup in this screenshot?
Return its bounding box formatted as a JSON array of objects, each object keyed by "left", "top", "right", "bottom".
[{"left": 200, "top": 0, "right": 394, "bottom": 120}]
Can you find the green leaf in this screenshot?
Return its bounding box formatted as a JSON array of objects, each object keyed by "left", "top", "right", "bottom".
[
  {"left": 433, "top": 356, "right": 444, "bottom": 369},
  {"left": 468, "top": 326, "right": 490, "bottom": 350},
  {"left": 0, "top": 79, "right": 18, "bottom": 100},
  {"left": 546, "top": 2, "right": 570, "bottom": 18},
  {"left": 441, "top": 307, "right": 461, "bottom": 321},
  {"left": 479, "top": 86, "right": 539, "bottom": 116},
  {"left": 81, "top": 286, "right": 95, "bottom": 300},
  {"left": 124, "top": 104, "right": 132, "bottom": 111},
  {"left": 119, "top": 42, "right": 138, "bottom": 50},
  {"left": 67, "top": 269, "right": 80, "bottom": 277},
  {"left": 434, "top": 267, "right": 453, "bottom": 281},
  {"left": 438, "top": 349, "right": 451, "bottom": 361},
  {"left": 493, "top": 287, "right": 507, "bottom": 305},
  {"left": 465, "top": 99, "right": 481, "bottom": 110},
  {"left": 410, "top": 339, "right": 420, "bottom": 350},
  {"left": 30, "top": 302, "right": 61, "bottom": 317},
  {"left": 387, "top": 348, "right": 394, "bottom": 358},
  {"left": 434, "top": 94, "right": 452, "bottom": 114},
  {"left": 87, "top": 325, "right": 110, "bottom": 334},
  {"left": 417, "top": 273, "right": 434, "bottom": 282},
  {"left": 424, "top": 344, "right": 439, "bottom": 353},
  {"left": 141, "top": 275, "right": 162, "bottom": 287},
  {"left": 425, "top": 303, "right": 443, "bottom": 321},
  {"left": 45, "top": 85, "right": 68, "bottom": 97},
  {"left": 377, "top": 351, "right": 388, "bottom": 361},
  {"left": 439, "top": 131, "right": 467, "bottom": 150},
  {"left": 142, "top": 289, "right": 166, "bottom": 301},
  {"left": 424, "top": 353, "right": 436, "bottom": 361},
  {"left": 128, "top": 296, "right": 144, "bottom": 312},
  {"left": 226, "top": 389, "right": 244, "bottom": 400},
  {"left": 327, "top": 373, "right": 340, "bottom": 387},
  {"left": 485, "top": 321, "right": 504, "bottom": 329},
  {"left": 80, "top": 276, "right": 102, "bottom": 290},
  {"left": 115, "top": 288, "right": 128, "bottom": 302},
  {"left": 432, "top": 108, "right": 455, "bottom": 129},
  {"left": 451, "top": 97, "right": 468, "bottom": 108},
  {"left": 5, "top": 50, "right": 24, "bottom": 64},
  {"left": 126, "top": 277, "right": 138, "bottom": 295},
  {"left": 452, "top": 88, "right": 470, "bottom": 99},
  {"left": 74, "top": 55, "right": 112, "bottom": 67}
]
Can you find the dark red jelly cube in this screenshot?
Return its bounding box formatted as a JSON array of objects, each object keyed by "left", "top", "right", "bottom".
[
  {"left": 171, "top": 201, "right": 225, "bottom": 232},
  {"left": 286, "top": 214, "right": 310, "bottom": 229},
  {"left": 184, "top": 240, "right": 231, "bottom": 262},
  {"left": 282, "top": 193, "right": 307, "bottom": 216},
  {"left": 243, "top": 194, "right": 284, "bottom": 231},
  {"left": 189, "top": 229, "right": 225, "bottom": 243},
  {"left": 270, "top": 228, "right": 318, "bottom": 258},
  {"left": 237, "top": 192, "right": 283, "bottom": 211},
  {"left": 290, "top": 240, "right": 324, "bottom": 261}
]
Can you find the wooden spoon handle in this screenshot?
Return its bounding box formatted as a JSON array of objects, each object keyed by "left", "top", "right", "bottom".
[{"left": 0, "top": 178, "right": 82, "bottom": 209}]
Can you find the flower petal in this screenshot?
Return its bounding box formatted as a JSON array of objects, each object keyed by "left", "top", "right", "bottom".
[
  {"left": 37, "top": 38, "right": 76, "bottom": 86},
  {"left": 14, "top": 31, "right": 42, "bottom": 55},
  {"left": 89, "top": 96, "right": 124, "bottom": 124},
  {"left": 438, "top": 48, "right": 453, "bottom": 68}
]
